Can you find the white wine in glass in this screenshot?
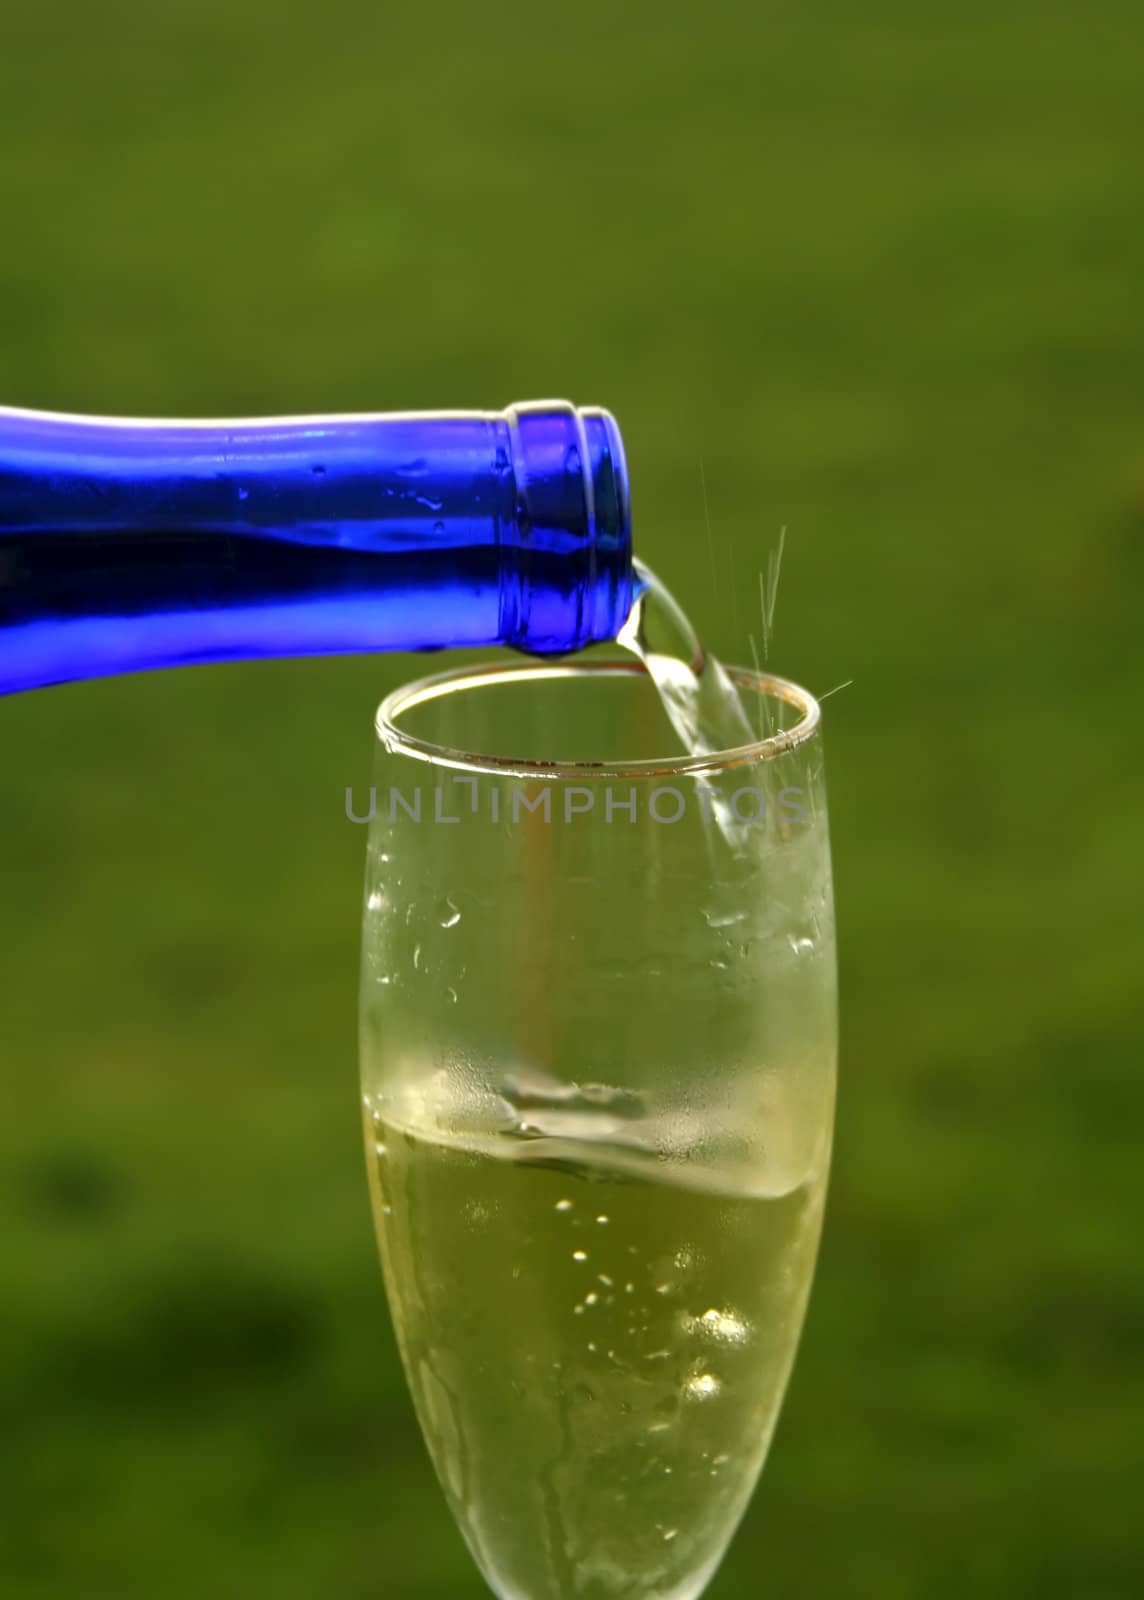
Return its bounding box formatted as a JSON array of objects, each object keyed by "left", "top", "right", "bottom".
[{"left": 361, "top": 656, "right": 836, "bottom": 1600}]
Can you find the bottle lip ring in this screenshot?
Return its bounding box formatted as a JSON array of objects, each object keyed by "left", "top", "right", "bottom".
[
  {"left": 374, "top": 658, "right": 821, "bottom": 781},
  {"left": 500, "top": 401, "right": 633, "bottom": 651}
]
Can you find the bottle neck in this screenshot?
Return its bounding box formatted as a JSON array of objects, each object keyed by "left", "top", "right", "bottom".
[{"left": 0, "top": 399, "right": 633, "bottom": 692}]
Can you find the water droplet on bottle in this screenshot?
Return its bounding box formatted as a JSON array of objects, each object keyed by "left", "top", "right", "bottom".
[
  {"left": 685, "top": 1372, "right": 721, "bottom": 1401},
  {"left": 412, "top": 944, "right": 422, "bottom": 970},
  {"left": 445, "top": 986, "right": 458, "bottom": 1005},
  {"left": 788, "top": 934, "right": 815, "bottom": 956},
  {"left": 555, "top": 1199, "right": 574, "bottom": 1213},
  {"left": 439, "top": 896, "right": 461, "bottom": 929}
]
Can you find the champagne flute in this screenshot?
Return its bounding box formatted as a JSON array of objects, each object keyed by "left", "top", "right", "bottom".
[{"left": 360, "top": 658, "right": 836, "bottom": 1600}]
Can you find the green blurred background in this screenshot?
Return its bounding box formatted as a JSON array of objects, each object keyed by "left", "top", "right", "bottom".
[{"left": 2, "top": 2, "right": 1141, "bottom": 1595}]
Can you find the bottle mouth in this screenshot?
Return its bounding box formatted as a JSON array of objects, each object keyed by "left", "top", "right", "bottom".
[{"left": 502, "top": 401, "right": 633, "bottom": 652}]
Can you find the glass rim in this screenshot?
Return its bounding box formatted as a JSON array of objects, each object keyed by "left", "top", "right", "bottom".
[{"left": 375, "top": 658, "right": 821, "bottom": 781}]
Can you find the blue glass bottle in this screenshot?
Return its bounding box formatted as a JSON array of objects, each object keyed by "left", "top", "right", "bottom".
[{"left": 0, "top": 399, "right": 633, "bottom": 694}]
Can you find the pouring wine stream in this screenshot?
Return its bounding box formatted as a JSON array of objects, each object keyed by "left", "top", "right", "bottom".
[{"left": 617, "top": 559, "right": 759, "bottom": 761}]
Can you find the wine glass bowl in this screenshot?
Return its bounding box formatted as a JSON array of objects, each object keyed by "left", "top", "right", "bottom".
[{"left": 361, "top": 660, "right": 836, "bottom": 1600}]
